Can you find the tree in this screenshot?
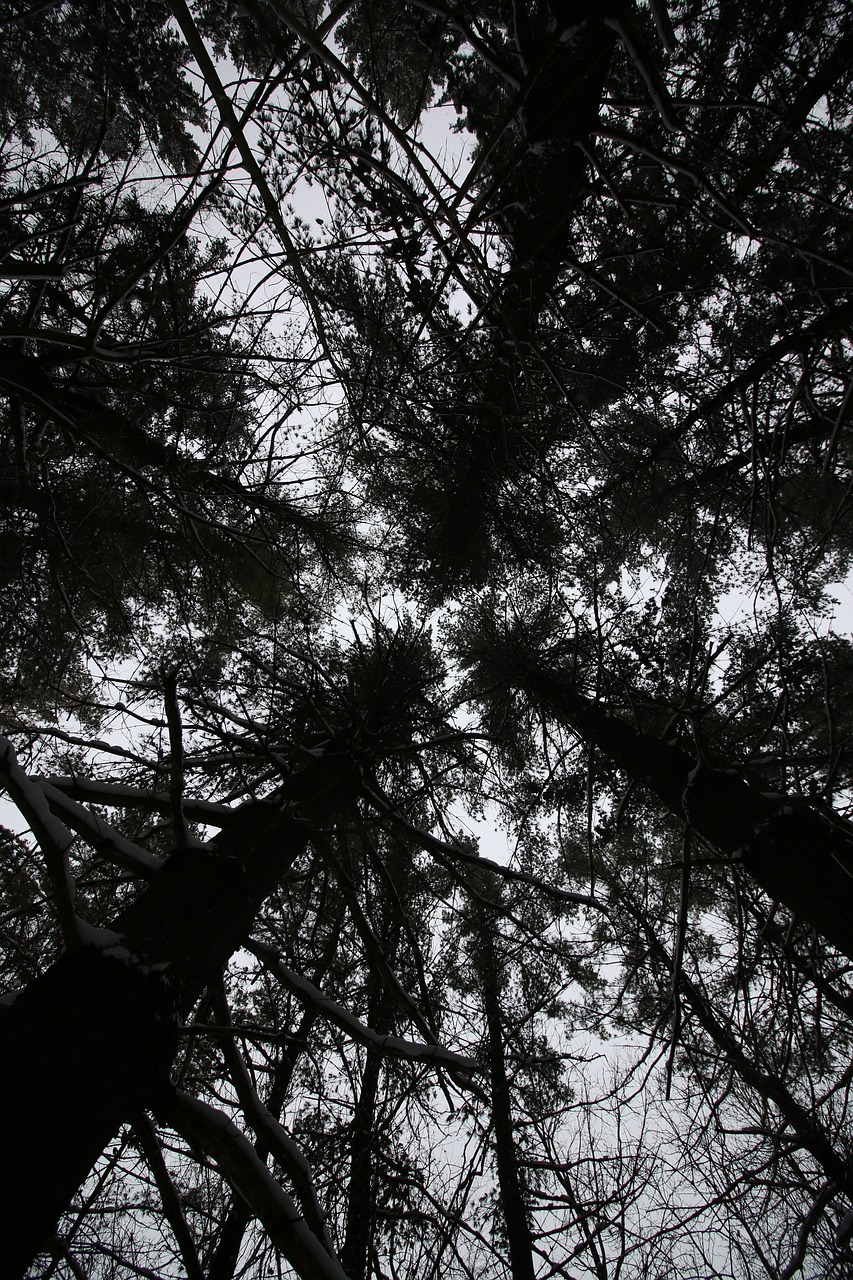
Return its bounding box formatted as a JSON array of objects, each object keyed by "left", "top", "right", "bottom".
[{"left": 2, "top": 1, "right": 853, "bottom": 1277}]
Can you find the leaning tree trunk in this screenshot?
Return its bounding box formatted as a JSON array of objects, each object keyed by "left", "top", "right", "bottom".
[
  {"left": 516, "top": 662, "right": 853, "bottom": 961},
  {"left": 0, "top": 753, "right": 360, "bottom": 1277}
]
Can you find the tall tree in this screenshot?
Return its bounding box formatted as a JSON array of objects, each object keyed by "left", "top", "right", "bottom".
[{"left": 3, "top": 2, "right": 853, "bottom": 1278}]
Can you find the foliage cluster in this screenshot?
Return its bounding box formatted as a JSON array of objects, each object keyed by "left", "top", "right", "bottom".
[{"left": 2, "top": 2, "right": 853, "bottom": 1278}]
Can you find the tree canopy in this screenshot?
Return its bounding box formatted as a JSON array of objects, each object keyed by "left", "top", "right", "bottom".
[{"left": 2, "top": 1, "right": 853, "bottom": 1276}]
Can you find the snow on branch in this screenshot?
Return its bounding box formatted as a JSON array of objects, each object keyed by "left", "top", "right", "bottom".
[
  {"left": 35, "top": 778, "right": 163, "bottom": 874},
  {"left": 36, "top": 774, "right": 234, "bottom": 826},
  {"left": 213, "top": 982, "right": 334, "bottom": 1253},
  {"left": 246, "top": 938, "right": 480, "bottom": 1077},
  {"left": 0, "top": 735, "right": 80, "bottom": 948},
  {"left": 157, "top": 1091, "right": 348, "bottom": 1280}
]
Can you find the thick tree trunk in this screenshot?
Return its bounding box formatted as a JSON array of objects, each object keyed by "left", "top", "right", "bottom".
[
  {"left": 518, "top": 664, "right": 853, "bottom": 961},
  {"left": 497, "top": 5, "right": 618, "bottom": 339},
  {"left": 429, "top": 9, "right": 618, "bottom": 588},
  {"left": 0, "top": 947, "right": 178, "bottom": 1276},
  {"left": 0, "top": 755, "right": 359, "bottom": 1276}
]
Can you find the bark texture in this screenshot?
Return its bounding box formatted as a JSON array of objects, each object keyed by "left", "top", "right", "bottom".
[
  {"left": 519, "top": 665, "right": 853, "bottom": 961},
  {"left": 0, "top": 754, "right": 360, "bottom": 1275}
]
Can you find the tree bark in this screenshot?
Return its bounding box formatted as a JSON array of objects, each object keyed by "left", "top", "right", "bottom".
[
  {"left": 496, "top": 4, "right": 618, "bottom": 339},
  {"left": 0, "top": 754, "right": 360, "bottom": 1276},
  {"left": 339, "top": 1041, "right": 383, "bottom": 1280},
  {"left": 477, "top": 920, "right": 536, "bottom": 1280},
  {"left": 339, "top": 887, "right": 398, "bottom": 1280},
  {"left": 517, "top": 663, "right": 853, "bottom": 961}
]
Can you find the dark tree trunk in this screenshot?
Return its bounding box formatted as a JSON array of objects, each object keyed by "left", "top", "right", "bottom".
[
  {"left": 339, "top": 1043, "right": 383, "bottom": 1280},
  {"left": 338, "top": 930, "right": 396, "bottom": 1280},
  {"left": 478, "top": 922, "right": 536, "bottom": 1280},
  {"left": 497, "top": 5, "right": 619, "bottom": 339},
  {"left": 428, "top": 9, "right": 618, "bottom": 588},
  {"left": 0, "top": 756, "right": 360, "bottom": 1276},
  {"left": 518, "top": 664, "right": 853, "bottom": 960},
  {"left": 0, "top": 947, "right": 179, "bottom": 1277},
  {"left": 206, "top": 1199, "right": 251, "bottom": 1280}
]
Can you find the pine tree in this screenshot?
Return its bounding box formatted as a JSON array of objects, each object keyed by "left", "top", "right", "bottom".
[{"left": 3, "top": 2, "right": 853, "bottom": 1277}]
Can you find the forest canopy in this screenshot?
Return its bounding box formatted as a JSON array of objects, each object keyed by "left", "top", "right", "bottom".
[{"left": 2, "top": 1, "right": 853, "bottom": 1276}]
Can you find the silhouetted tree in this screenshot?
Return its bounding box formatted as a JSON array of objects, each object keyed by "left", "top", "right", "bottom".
[{"left": 3, "top": 3, "right": 853, "bottom": 1278}]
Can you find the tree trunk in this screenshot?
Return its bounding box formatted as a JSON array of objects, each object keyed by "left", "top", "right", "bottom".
[
  {"left": 0, "top": 755, "right": 359, "bottom": 1276},
  {"left": 518, "top": 664, "right": 853, "bottom": 961},
  {"left": 339, "top": 915, "right": 397, "bottom": 1280},
  {"left": 497, "top": 6, "right": 618, "bottom": 338},
  {"left": 339, "top": 1042, "right": 383, "bottom": 1280},
  {"left": 478, "top": 921, "right": 536, "bottom": 1280}
]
